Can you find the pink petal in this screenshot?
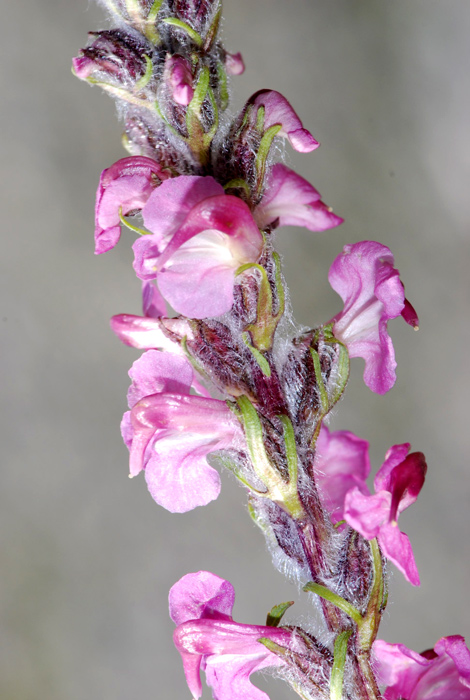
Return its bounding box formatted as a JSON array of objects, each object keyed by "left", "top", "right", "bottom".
[
  {"left": 110, "top": 314, "right": 183, "bottom": 352},
  {"left": 142, "top": 280, "right": 167, "bottom": 318},
  {"left": 142, "top": 175, "right": 225, "bottom": 242},
  {"left": 373, "top": 639, "right": 429, "bottom": 700},
  {"left": 174, "top": 620, "right": 290, "bottom": 700},
  {"left": 343, "top": 488, "right": 391, "bottom": 539},
  {"left": 252, "top": 90, "right": 319, "bottom": 152},
  {"left": 145, "top": 433, "right": 222, "bottom": 512},
  {"left": 169, "top": 571, "right": 235, "bottom": 626},
  {"left": 154, "top": 194, "right": 263, "bottom": 272},
  {"left": 157, "top": 230, "right": 240, "bottom": 318},
  {"left": 434, "top": 636, "right": 470, "bottom": 689},
  {"left": 166, "top": 55, "right": 194, "bottom": 106},
  {"left": 255, "top": 164, "right": 343, "bottom": 231},
  {"left": 387, "top": 452, "right": 427, "bottom": 520},
  {"left": 374, "top": 443, "right": 411, "bottom": 493},
  {"left": 378, "top": 522, "right": 420, "bottom": 586},
  {"left": 315, "top": 425, "right": 371, "bottom": 523},
  {"left": 126, "top": 350, "right": 192, "bottom": 408},
  {"left": 128, "top": 394, "right": 242, "bottom": 500}
]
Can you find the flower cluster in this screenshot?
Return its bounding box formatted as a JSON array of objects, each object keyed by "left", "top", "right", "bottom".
[{"left": 75, "top": 2, "right": 467, "bottom": 700}]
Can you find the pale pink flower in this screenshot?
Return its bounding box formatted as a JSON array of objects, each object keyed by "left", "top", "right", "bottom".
[
  {"left": 94, "top": 156, "right": 167, "bottom": 254},
  {"left": 133, "top": 175, "right": 263, "bottom": 317},
  {"left": 170, "top": 571, "right": 300, "bottom": 700},
  {"left": 329, "top": 241, "right": 419, "bottom": 394},
  {"left": 122, "top": 351, "right": 243, "bottom": 512}
]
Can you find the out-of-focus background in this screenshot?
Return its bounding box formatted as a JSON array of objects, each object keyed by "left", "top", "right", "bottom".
[{"left": 1, "top": 1, "right": 469, "bottom": 698}]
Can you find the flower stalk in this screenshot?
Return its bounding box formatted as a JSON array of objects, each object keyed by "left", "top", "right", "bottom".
[{"left": 73, "top": 2, "right": 469, "bottom": 699}]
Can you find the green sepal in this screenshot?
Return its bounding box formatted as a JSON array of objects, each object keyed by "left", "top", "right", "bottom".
[
  {"left": 310, "top": 348, "right": 329, "bottom": 414},
  {"left": 257, "top": 637, "right": 290, "bottom": 658},
  {"left": 303, "top": 582, "right": 363, "bottom": 626},
  {"left": 203, "top": 2, "right": 222, "bottom": 51},
  {"left": 163, "top": 18, "right": 203, "bottom": 46},
  {"left": 242, "top": 333, "right": 271, "bottom": 377},
  {"left": 223, "top": 178, "right": 251, "bottom": 197},
  {"left": 266, "top": 601, "right": 294, "bottom": 627},
  {"left": 331, "top": 631, "right": 352, "bottom": 700},
  {"left": 216, "top": 61, "right": 229, "bottom": 110},
  {"left": 278, "top": 415, "right": 299, "bottom": 491},
  {"left": 119, "top": 208, "right": 150, "bottom": 236},
  {"left": 235, "top": 396, "right": 305, "bottom": 519},
  {"left": 134, "top": 55, "right": 153, "bottom": 92},
  {"left": 144, "top": 0, "right": 163, "bottom": 44},
  {"left": 236, "top": 258, "right": 285, "bottom": 352},
  {"left": 357, "top": 538, "right": 385, "bottom": 652},
  {"left": 255, "top": 124, "right": 282, "bottom": 195}
]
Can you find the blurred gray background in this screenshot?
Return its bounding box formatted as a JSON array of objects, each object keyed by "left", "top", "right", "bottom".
[{"left": 1, "top": 1, "right": 470, "bottom": 698}]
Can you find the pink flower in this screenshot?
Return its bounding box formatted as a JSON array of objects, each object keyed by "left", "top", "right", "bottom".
[
  {"left": 314, "top": 427, "right": 426, "bottom": 585},
  {"left": 373, "top": 636, "right": 470, "bottom": 699},
  {"left": 122, "top": 351, "right": 244, "bottom": 512},
  {"left": 254, "top": 164, "right": 343, "bottom": 232},
  {"left": 133, "top": 175, "right": 264, "bottom": 317},
  {"left": 170, "top": 571, "right": 300, "bottom": 700},
  {"left": 94, "top": 156, "right": 168, "bottom": 254},
  {"left": 251, "top": 90, "right": 319, "bottom": 153},
  {"left": 328, "top": 241, "right": 419, "bottom": 394},
  {"left": 165, "top": 55, "right": 194, "bottom": 106}
]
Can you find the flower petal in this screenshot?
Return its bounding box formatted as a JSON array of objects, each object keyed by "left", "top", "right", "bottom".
[
  {"left": 255, "top": 164, "right": 342, "bottom": 231},
  {"left": 315, "top": 425, "right": 371, "bottom": 524},
  {"left": 344, "top": 487, "right": 391, "bottom": 539},
  {"left": 142, "top": 175, "right": 225, "bottom": 242},
  {"left": 126, "top": 350, "right": 193, "bottom": 408},
  {"left": 378, "top": 522, "right": 420, "bottom": 586},
  {"left": 169, "top": 571, "right": 235, "bottom": 626},
  {"left": 95, "top": 156, "right": 166, "bottom": 254},
  {"left": 329, "top": 241, "right": 408, "bottom": 394},
  {"left": 252, "top": 90, "right": 319, "bottom": 152},
  {"left": 157, "top": 230, "right": 239, "bottom": 318}
]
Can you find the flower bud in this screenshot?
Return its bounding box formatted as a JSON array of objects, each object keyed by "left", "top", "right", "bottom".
[
  {"left": 73, "top": 29, "right": 155, "bottom": 90},
  {"left": 167, "top": 0, "right": 220, "bottom": 31},
  {"left": 165, "top": 55, "right": 194, "bottom": 105}
]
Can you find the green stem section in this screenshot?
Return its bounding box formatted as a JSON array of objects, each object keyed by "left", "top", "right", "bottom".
[{"left": 331, "top": 631, "right": 352, "bottom": 700}]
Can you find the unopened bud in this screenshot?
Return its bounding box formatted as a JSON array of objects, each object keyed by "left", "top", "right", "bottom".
[
  {"left": 165, "top": 55, "right": 194, "bottom": 105},
  {"left": 73, "top": 29, "right": 155, "bottom": 90}
]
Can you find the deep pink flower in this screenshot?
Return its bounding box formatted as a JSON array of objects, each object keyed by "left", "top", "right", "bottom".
[
  {"left": 344, "top": 443, "right": 427, "bottom": 586},
  {"left": 251, "top": 90, "right": 319, "bottom": 153},
  {"left": 373, "top": 636, "right": 470, "bottom": 699},
  {"left": 170, "top": 571, "right": 300, "bottom": 700},
  {"left": 122, "top": 351, "right": 244, "bottom": 512},
  {"left": 328, "top": 241, "right": 419, "bottom": 394},
  {"left": 255, "top": 164, "right": 343, "bottom": 232},
  {"left": 133, "top": 175, "right": 264, "bottom": 317},
  {"left": 165, "top": 55, "right": 194, "bottom": 105},
  {"left": 314, "top": 428, "right": 426, "bottom": 585},
  {"left": 94, "top": 156, "right": 168, "bottom": 254}
]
